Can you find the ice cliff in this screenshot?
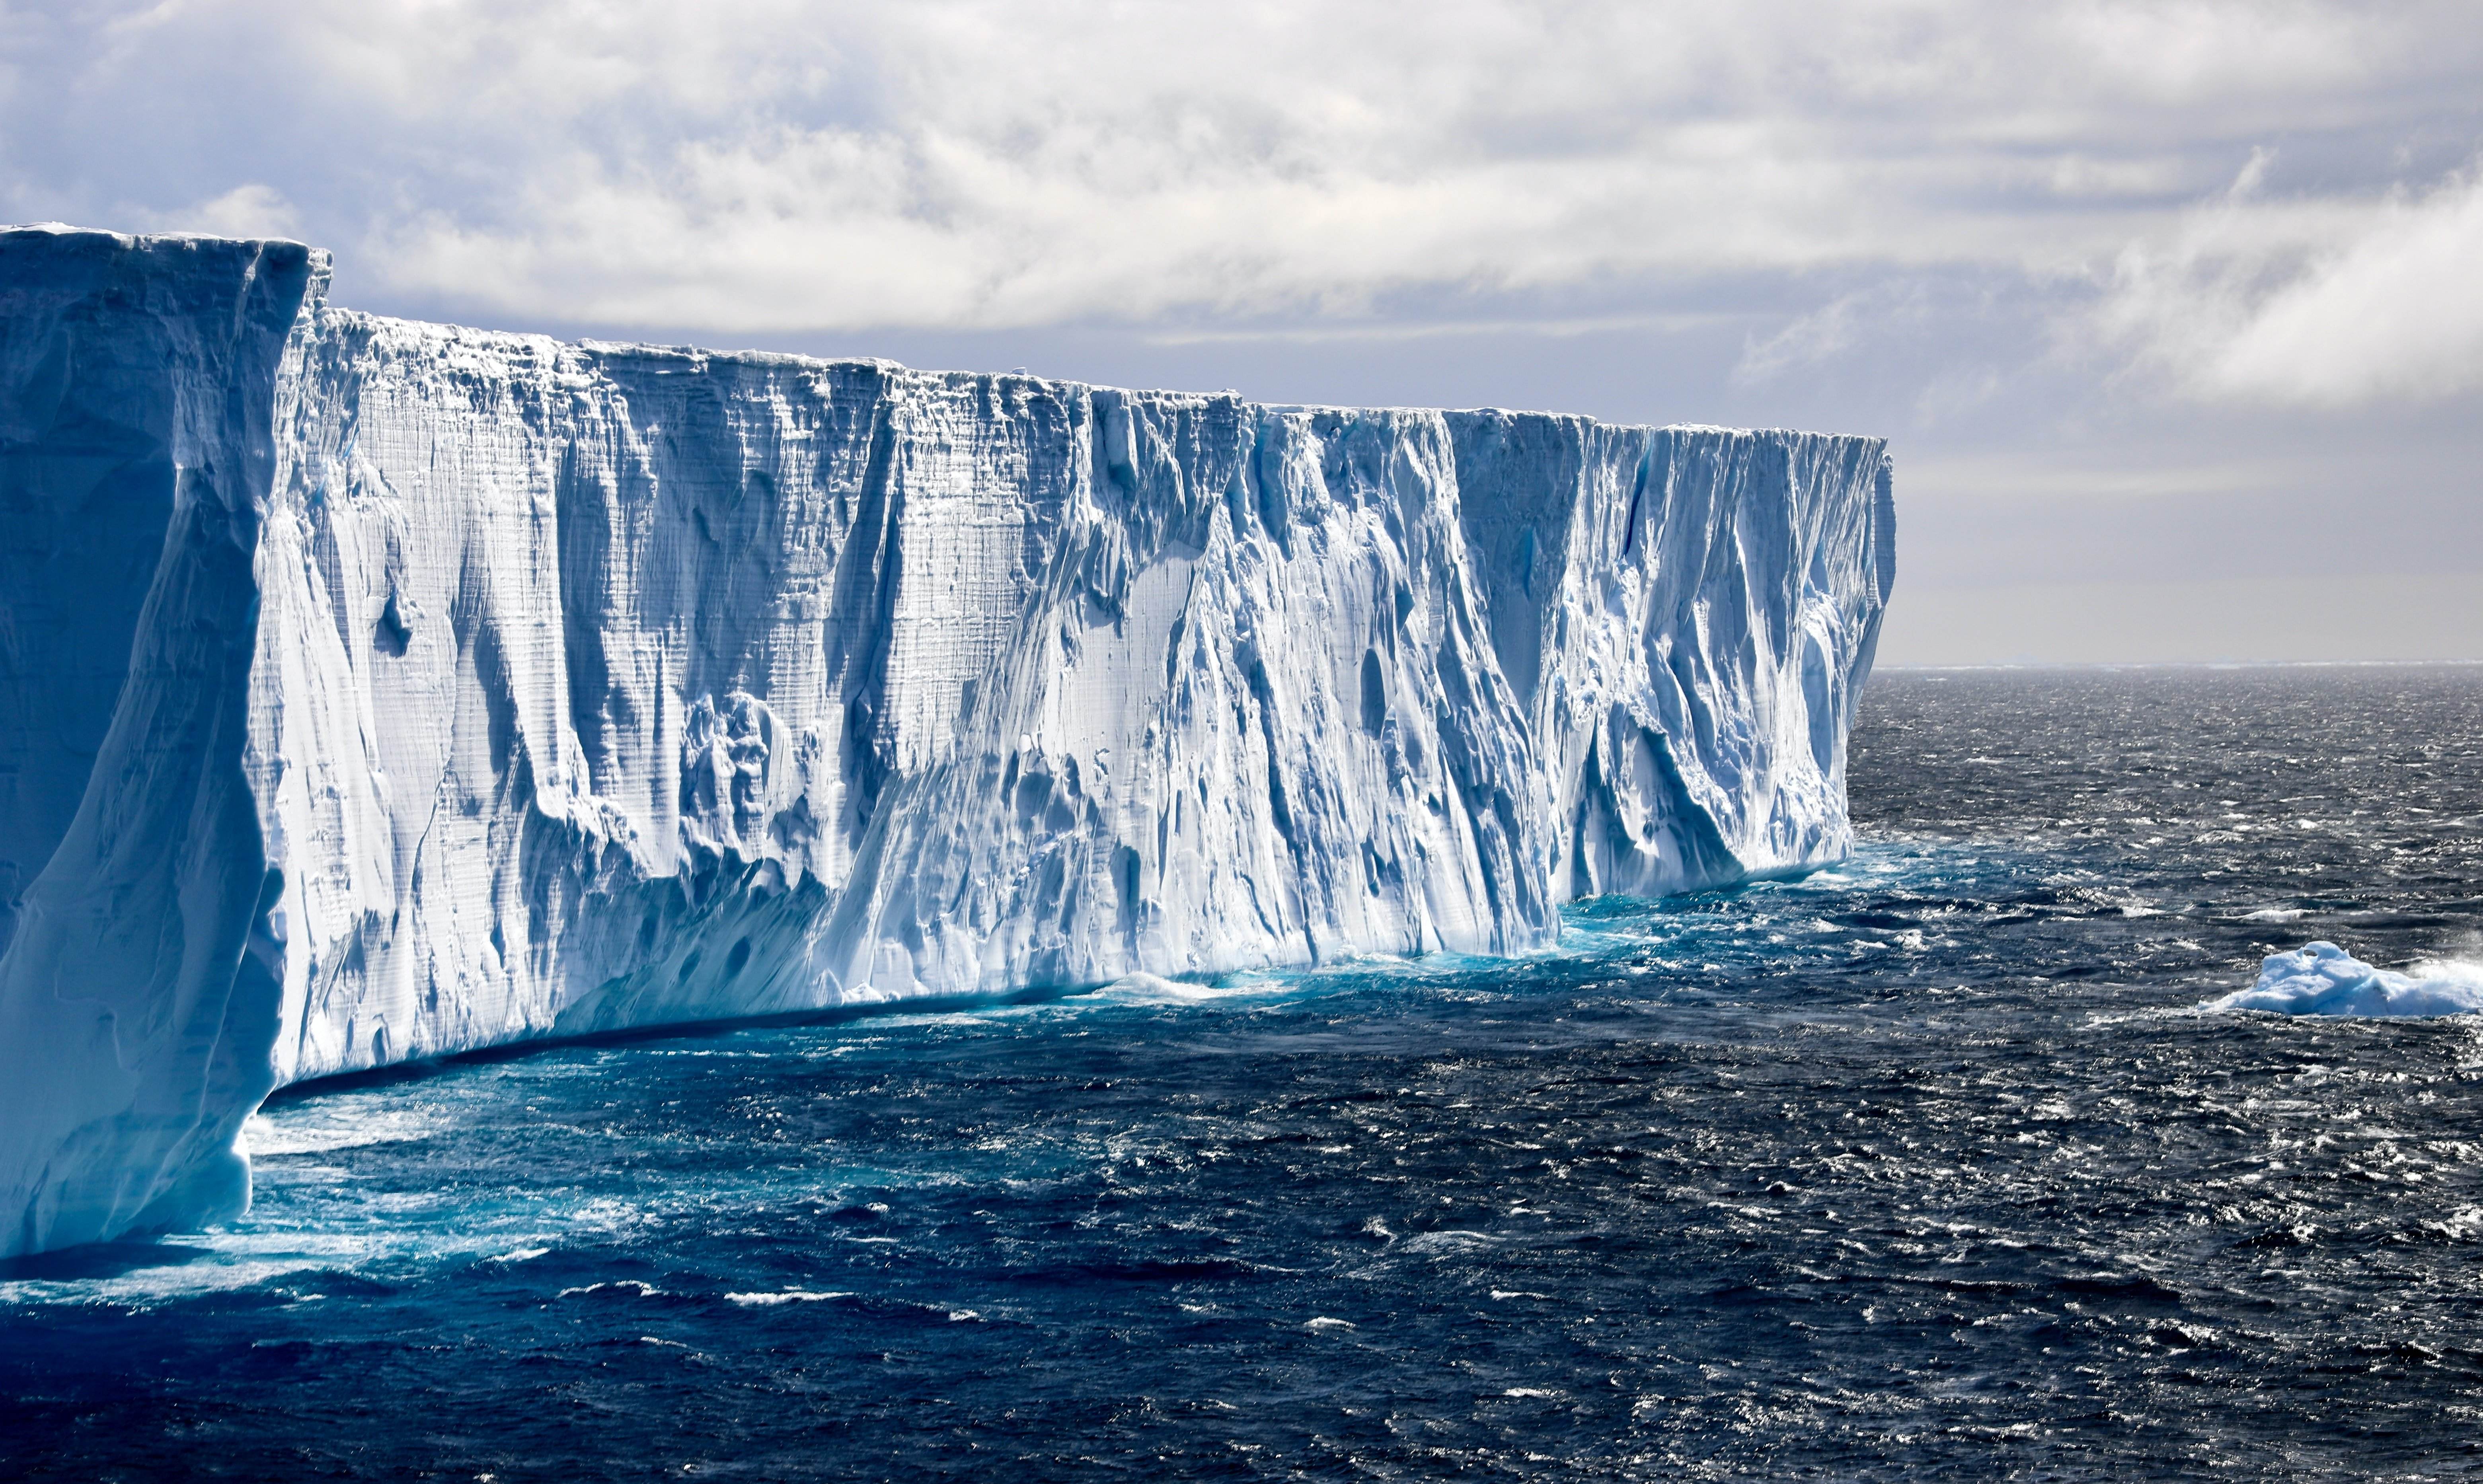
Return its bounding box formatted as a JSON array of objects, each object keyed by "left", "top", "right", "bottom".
[{"left": 0, "top": 226, "right": 1895, "bottom": 1256}]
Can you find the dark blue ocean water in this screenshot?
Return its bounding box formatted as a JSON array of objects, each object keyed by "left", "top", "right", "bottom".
[{"left": 8, "top": 667, "right": 2483, "bottom": 1480}]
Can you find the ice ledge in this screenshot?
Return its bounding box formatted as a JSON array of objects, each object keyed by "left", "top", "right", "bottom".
[{"left": 0, "top": 227, "right": 1894, "bottom": 1255}]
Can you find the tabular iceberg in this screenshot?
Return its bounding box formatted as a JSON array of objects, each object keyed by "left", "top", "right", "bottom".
[{"left": 0, "top": 226, "right": 1895, "bottom": 1256}]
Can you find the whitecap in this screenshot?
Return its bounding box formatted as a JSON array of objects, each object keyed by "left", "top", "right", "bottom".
[
  {"left": 244, "top": 1102, "right": 446, "bottom": 1156},
  {"left": 1399, "top": 1230, "right": 1501, "bottom": 1255},
  {"left": 1305, "top": 1315, "right": 1356, "bottom": 1331},
  {"left": 2206, "top": 943, "right": 2483, "bottom": 1018},
  {"left": 725, "top": 1289, "right": 850, "bottom": 1306},
  {"left": 0, "top": 1255, "right": 331, "bottom": 1310},
  {"left": 1090, "top": 972, "right": 1270, "bottom": 1005},
  {"left": 556, "top": 1280, "right": 662, "bottom": 1299}
]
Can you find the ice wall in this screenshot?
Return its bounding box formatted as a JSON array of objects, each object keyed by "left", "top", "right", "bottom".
[
  {"left": 0, "top": 227, "right": 1895, "bottom": 1256},
  {"left": 0, "top": 228, "right": 318, "bottom": 1256}
]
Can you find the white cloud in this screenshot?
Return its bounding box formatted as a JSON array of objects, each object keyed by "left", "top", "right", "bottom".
[
  {"left": 4, "top": 0, "right": 2481, "bottom": 378},
  {"left": 2101, "top": 161, "right": 2483, "bottom": 405},
  {"left": 1733, "top": 284, "right": 1942, "bottom": 385},
  {"left": 144, "top": 182, "right": 300, "bottom": 241},
  {"left": 1735, "top": 295, "right": 1874, "bottom": 385}
]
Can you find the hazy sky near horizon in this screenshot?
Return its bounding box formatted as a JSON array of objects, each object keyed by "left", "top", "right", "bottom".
[{"left": 5, "top": 0, "right": 2479, "bottom": 664}]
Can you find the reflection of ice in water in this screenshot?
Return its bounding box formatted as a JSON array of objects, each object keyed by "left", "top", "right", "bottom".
[
  {"left": 1091, "top": 971, "right": 1273, "bottom": 1006},
  {"left": 2209, "top": 941, "right": 2483, "bottom": 1018},
  {"left": 243, "top": 1095, "right": 449, "bottom": 1155},
  {"left": 0, "top": 1085, "right": 630, "bottom": 1309},
  {"left": 0, "top": 1249, "right": 342, "bottom": 1311}
]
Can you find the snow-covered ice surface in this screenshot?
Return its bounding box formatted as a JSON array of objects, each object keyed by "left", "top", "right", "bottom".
[
  {"left": 2207, "top": 941, "right": 2483, "bottom": 1018},
  {"left": 0, "top": 226, "right": 1894, "bottom": 1256}
]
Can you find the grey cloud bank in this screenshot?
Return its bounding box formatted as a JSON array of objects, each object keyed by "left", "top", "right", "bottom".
[{"left": 0, "top": 2, "right": 2477, "bottom": 649}]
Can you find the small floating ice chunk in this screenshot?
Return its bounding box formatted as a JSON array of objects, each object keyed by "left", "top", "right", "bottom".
[{"left": 2208, "top": 942, "right": 2483, "bottom": 1018}]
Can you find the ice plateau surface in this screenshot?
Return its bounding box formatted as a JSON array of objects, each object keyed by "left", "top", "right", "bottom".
[{"left": 0, "top": 226, "right": 1895, "bottom": 1256}]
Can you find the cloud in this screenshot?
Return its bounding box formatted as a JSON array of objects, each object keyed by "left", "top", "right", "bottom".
[
  {"left": 144, "top": 182, "right": 301, "bottom": 240},
  {"left": 2, "top": 0, "right": 2479, "bottom": 364},
  {"left": 1733, "top": 283, "right": 1949, "bottom": 385},
  {"left": 1735, "top": 294, "right": 1875, "bottom": 385},
  {"left": 2103, "top": 164, "right": 2483, "bottom": 406}
]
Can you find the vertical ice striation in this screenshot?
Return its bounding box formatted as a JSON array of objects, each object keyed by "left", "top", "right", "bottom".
[
  {"left": 0, "top": 228, "right": 1894, "bottom": 1256},
  {"left": 0, "top": 228, "right": 318, "bottom": 1255}
]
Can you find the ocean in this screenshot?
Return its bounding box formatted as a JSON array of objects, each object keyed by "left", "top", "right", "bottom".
[{"left": 6, "top": 666, "right": 2483, "bottom": 1480}]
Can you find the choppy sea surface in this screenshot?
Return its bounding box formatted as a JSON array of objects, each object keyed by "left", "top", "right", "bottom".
[{"left": 9, "top": 666, "right": 2483, "bottom": 1480}]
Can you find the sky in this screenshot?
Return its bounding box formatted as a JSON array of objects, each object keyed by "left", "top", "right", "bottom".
[{"left": 4, "top": 0, "right": 2479, "bottom": 664}]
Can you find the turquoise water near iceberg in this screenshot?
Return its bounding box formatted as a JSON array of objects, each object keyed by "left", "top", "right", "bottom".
[{"left": 6, "top": 667, "right": 2483, "bottom": 1479}]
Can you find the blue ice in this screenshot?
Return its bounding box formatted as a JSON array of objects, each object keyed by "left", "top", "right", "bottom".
[{"left": 2210, "top": 941, "right": 2483, "bottom": 1018}]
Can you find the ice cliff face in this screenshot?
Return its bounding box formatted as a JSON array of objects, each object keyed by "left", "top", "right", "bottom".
[{"left": 0, "top": 226, "right": 1895, "bottom": 1256}]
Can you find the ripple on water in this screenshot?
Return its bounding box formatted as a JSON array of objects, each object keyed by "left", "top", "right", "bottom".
[{"left": 6, "top": 667, "right": 2483, "bottom": 1478}]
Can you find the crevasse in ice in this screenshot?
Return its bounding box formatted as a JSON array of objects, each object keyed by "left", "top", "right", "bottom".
[{"left": 0, "top": 226, "right": 1896, "bottom": 1256}]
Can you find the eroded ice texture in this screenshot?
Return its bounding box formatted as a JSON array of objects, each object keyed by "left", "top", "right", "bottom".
[
  {"left": 2209, "top": 942, "right": 2483, "bottom": 1018},
  {"left": 0, "top": 227, "right": 1894, "bottom": 1255}
]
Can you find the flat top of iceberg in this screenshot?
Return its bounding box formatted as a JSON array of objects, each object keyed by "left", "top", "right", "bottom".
[
  {"left": 2207, "top": 941, "right": 2483, "bottom": 1019},
  {"left": 409, "top": 309, "right": 1855, "bottom": 434},
  {"left": 2, "top": 222, "right": 1874, "bottom": 438}
]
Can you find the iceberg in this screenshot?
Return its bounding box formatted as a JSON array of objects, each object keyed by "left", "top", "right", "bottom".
[
  {"left": 2210, "top": 942, "right": 2483, "bottom": 1018},
  {"left": 0, "top": 226, "right": 1896, "bottom": 1256}
]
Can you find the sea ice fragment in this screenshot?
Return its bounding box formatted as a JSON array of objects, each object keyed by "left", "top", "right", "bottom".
[{"left": 2210, "top": 941, "right": 2483, "bottom": 1018}]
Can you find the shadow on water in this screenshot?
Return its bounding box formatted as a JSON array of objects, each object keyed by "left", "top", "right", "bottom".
[
  {"left": 261, "top": 976, "right": 1175, "bottom": 1103},
  {"left": 15, "top": 669, "right": 2483, "bottom": 1479},
  {"left": 0, "top": 1239, "right": 217, "bottom": 1284},
  {"left": 265, "top": 860, "right": 1890, "bottom": 1109}
]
